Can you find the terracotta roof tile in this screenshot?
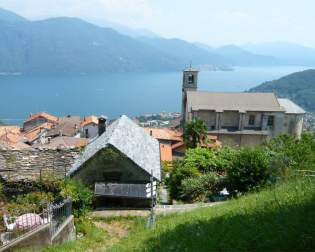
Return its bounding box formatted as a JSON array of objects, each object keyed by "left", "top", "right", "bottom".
[
  {"left": 25, "top": 112, "right": 59, "bottom": 123},
  {"left": 143, "top": 128, "right": 182, "bottom": 142},
  {"left": 81, "top": 115, "right": 98, "bottom": 127}
]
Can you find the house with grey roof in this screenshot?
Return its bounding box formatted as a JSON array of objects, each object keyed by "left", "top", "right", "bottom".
[
  {"left": 68, "top": 115, "right": 161, "bottom": 207},
  {"left": 181, "top": 68, "right": 305, "bottom": 146}
]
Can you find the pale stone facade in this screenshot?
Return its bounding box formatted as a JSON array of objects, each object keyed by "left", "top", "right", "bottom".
[{"left": 181, "top": 69, "right": 305, "bottom": 146}]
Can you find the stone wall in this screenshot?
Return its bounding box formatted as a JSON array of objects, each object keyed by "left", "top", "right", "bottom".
[{"left": 0, "top": 149, "right": 80, "bottom": 181}]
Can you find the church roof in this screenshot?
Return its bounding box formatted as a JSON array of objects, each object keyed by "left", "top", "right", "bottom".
[
  {"left": 187, "top": 91, "right": 284, "bottom": 113},
  {"left": 68, "top": 115, "right": 161, "bottom": 181},
  {"left": 278, "top": 98, "right": 305, "bottom": 114}
]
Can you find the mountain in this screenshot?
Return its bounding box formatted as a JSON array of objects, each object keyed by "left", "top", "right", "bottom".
[
  {"left": 0, "top": 8, "right": 27, "bottom": 23},
  {"left": 0, "top": 9, "right": 183, "bottom": 74},
  {"left": 214, "top": 45, "right": 280, "bottom": 66},
  {"left": 249, "top": 69, "right": 315, "bottom": 112},
  {"left": 243, "top": 42, "right": 315, "bottom": 66},
  {"left": 83, "top": 17, "right": 159, "bottom": 38},
  {"left": 138, "top": 37, "right": 227, "bottom": 66},
  {"left": 194, "top": 43, "right": 280, "bottom": 66}
]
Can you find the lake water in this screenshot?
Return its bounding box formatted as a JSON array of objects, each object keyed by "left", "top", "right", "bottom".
[{"left": 0, "top": 66, "right": 313, "bottom": 125}]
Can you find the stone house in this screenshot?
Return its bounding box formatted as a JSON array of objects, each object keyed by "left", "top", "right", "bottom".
[
  {"left": 68, "top": 115, "right": 161, "bottom": 207},
  {"left": 181, "top": 68, "right": 305, "bottom": 146}
]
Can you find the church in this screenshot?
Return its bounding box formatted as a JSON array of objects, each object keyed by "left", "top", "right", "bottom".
[{"left": 181, "top": 68, "right": 305, "bottom": 146}]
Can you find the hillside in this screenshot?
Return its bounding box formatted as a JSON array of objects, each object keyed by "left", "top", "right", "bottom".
[
  {"left": 249, "top": 69, "right": 315, "bottom": 112},
  {"left": 46, "top": 177, "right": 315, "bottom": 252},
  {"left": 138, "top": 37, "right": 227, "bottom": 66},
  {"left": 215, "top": 45, "right": 280, "bottom": 66},
  {"left": 0, "top": 12, "right": 182, "bottom": 74}
]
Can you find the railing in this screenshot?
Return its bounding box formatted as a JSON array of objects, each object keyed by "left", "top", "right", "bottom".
[
  {"left": 49, "top": 198, "right": 72, "bottom": 237},
  {"left": 0, "top": 199, "right": 72, "bottom": 247}
]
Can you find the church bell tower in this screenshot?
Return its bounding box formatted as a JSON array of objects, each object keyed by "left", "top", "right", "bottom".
[{"left": 181, "top": 67, "right": 199, "bottom": 127}]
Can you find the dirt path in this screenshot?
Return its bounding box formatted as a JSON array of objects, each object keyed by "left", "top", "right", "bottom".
[{"left": 91, "top": 202, "right": 223, "bottom": 218}]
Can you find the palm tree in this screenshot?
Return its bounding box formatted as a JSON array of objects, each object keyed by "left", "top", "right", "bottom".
[{"left": 183, "top": 118, "right": 208, "bottom": 148}]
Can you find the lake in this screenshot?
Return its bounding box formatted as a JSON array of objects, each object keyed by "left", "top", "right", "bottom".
[{"left": 0, "top": 66, "right": 313, "bottom": 125}]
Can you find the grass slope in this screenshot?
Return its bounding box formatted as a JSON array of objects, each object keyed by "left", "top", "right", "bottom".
[{"left": 109, "top": 177, "right": 315, "bottom": 252}]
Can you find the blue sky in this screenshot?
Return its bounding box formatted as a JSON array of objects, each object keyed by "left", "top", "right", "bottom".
[{"left": 0, "top": 0, "right": 315, "bottom": 47}]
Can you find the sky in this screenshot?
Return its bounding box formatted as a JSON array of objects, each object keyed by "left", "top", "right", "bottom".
[{"left": 0, "top": 0, "right": 315, "bottom": 47}]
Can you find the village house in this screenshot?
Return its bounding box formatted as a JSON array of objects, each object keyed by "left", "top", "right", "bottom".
[
  {"left": 23, "top": 112, "right": 59, "bottom": 132},
  {"left": 80, "top": 115, "right": 100, "bottom": 139},
  {"left": 181, "top": 68, "right": 305, "bottom": 146},
  {"left": 143, "top": 127, "right": 221, "bottom": 161},
  {"left": 68, "top": 115, "right": 161, "bottom": 207}
]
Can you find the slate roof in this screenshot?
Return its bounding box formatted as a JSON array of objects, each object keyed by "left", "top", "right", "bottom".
[
  {"left": 33, "top": 136, "right": 88, "bottom": 149},
  {"left": 46, "top": 116, "right": 81, "bottom": 137},
  {"left": 187, "top": 91, "right": 284, "bottom": 113},
  {"left": 278, "top": 98, "right": 305, "bottom": 114},
  {"left": 68, "top": 115, "right": 161, "bottom": 181}
]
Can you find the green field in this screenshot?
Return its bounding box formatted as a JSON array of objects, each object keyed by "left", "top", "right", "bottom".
[{"left": 44, "top": 176, "right": 315, "bottom": 252}]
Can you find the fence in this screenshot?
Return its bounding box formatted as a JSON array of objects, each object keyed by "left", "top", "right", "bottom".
[
  {"left": 0, "top": 199, "right": 72, "bottom": 247},
  {"left": 49, "top": 198, "right": 72, "bottom": 237}
]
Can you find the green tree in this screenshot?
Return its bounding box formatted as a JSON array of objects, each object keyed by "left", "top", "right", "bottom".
[
  {"left": 183, "top": 118, "right": 208, "bottom": 148},
  {"left": 226, "top": 147, "right": 273, "bottom": 195}
]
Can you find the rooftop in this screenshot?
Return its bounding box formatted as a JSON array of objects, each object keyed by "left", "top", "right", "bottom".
[
  {"left": 68, "top": 115, "right": 161, "bottom": 181},
  {"left": 143, "top": 128, "right": 182, "bottom": 142},
  {"left": 24, "top": 112, "right": 59, "bottom": 124},
  {"left": 33, "top": 136, "right": 88, "bottom": 149},
  {"left": 46, "top": 116, "right": 81, "bottom": 137},
  {"left": 278, "top": 98, "right": 306, "bottom": 114},
  {"left": 81, "top": 115, "right": 99, "bottom": 127},
  {"left": 187, "top": 92, "right": 284, "bottom": 113}
]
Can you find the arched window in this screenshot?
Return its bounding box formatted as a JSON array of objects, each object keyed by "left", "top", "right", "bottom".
[{"left": 188, "top": 74, "right": 194, "bottom": 84}]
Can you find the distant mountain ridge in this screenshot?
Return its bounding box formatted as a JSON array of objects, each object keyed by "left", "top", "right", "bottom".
[
  {"left": 249, "top": 69, "right": 315, "bottom": 112},
  {"left": 1, "top": 8, "right": 315, "bottom": 74},
  {"left": 243, "top": 42, "right": 315, "bottom": 66}
]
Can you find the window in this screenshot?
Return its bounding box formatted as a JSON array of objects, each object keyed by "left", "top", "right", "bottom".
[
  {"left": 85, "top": 128, "right": 89, "bottom": 138},
  {"left": 188, "top": 74, "right": 194, "bottom": 84},
  {"left": 267, "top": 116, "right": 274, "bottom": 126},
  {"left": 248, "top": 115, "right": 255, "bottom": 125}
]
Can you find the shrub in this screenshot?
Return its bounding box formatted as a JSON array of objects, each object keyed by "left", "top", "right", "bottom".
[
  {"left": 7, "top": 191, "right": 55, "bottom": 216},
  {"left": 168, "top": 160, "right": 200, "bottom": 200},
  {"left": 184, "top": 147, "right": 237, "bottom": 174},
  {"left": 180, "top": 172, "right": 220, "bottom": 202},
  {"left": 226, "top": 147, "right": 273, "bottom": 195},
  {"left": 60, "top": 179, "right": 93, "bottom": 217},
  {"left": 266, "top": 133, "right": 315, "bottom": 171}
]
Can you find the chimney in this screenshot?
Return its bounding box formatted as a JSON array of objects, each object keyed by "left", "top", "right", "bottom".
[{"left": 98, "top": 115, "right": 107, "bottom": 136}]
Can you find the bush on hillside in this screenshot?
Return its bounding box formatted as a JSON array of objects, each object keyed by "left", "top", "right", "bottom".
[
  {"left": 184, "top": 147, "right": 231, "bottom": 173},
  {"left": 180, "top": 172, "right": 221, "bottom": 202},
  {"left": 226, "top": 147, "right": 273, "bottom": 195},
  {"left": 266, "top": 133, "right": 315, "bottom": 171},
  {"left": 60, "top": 179, "right": 93, "bottom": 217},
  {"left": 168, "top": 160, "right": 200, "bottom": 200}
]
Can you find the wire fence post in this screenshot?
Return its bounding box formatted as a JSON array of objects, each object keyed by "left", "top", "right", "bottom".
[{"left": 147, "top": 169, "right": 155, "bottom": 229}]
